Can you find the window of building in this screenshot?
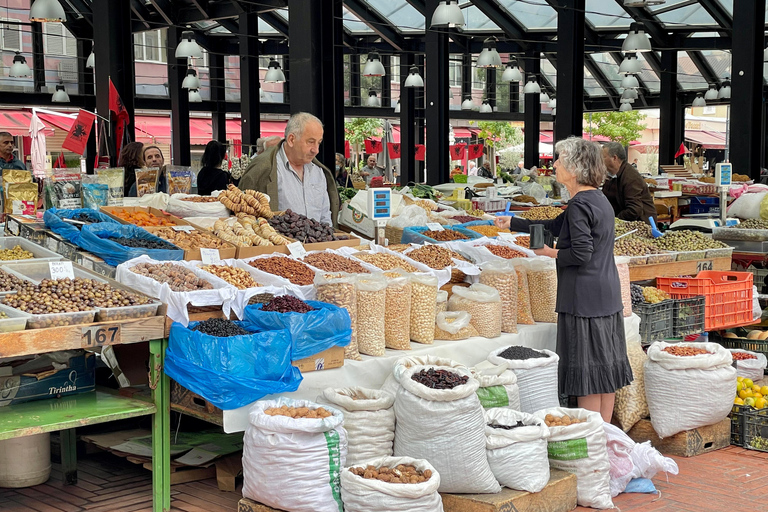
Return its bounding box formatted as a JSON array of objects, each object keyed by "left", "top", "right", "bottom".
[
  {"left": 0, "top": 19, "right": 22, "bottom": 53},
  {"left": 449, "top": 59, "right": 462, "bottom": 87},
  {"left": 43, "top": 22, "right": 77, "bottom": 56},
  {"left": 134, "top": 29, "right": 167, "bottom": 63}
]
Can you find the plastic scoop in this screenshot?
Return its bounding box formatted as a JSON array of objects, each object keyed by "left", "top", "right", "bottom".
[{"left": 648, "top": 217, "right": 663, "bottom": 238}]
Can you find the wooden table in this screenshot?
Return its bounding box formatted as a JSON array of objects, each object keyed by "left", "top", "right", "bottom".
[{"left": 629, "top": 256, "right": 731, "bottom": 281}]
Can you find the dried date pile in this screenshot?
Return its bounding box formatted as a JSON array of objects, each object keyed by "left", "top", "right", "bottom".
[
  {"left": 423, "top": 229, "right": 468, "bottom": 241},
  {"left": 130, "top": 262, "right": 214, "bottom": 292},
  {"left": 107, "top": 237, "right": 179, "bottom": 250},
  {"left": 192, "top": 318, "right": 250, "bottom": 337},
  {"left": 662, "top": 346, "right": 711, "bottom": 357},
  {"left": 268, "top": 209, "right": 338, "bottom": 243},
  {"left": 498, "top": 345, "right": 549, "bottom": 360},
  {"left": 411, "top": 368, "right": 469, "bottom": 389},
  {"left": 348, "top": 465, "right": 432, "bottom": 484},
  {"left": 264, "top": 405, "right": 332, "bottom": 418},
  {"left": 733, "top": 352, "right": 758, "bottom": 361},
  {"left": 261, "top": 295, "right": 314, "bottom": 313},
  {"left": 248, "top": 257, "right": 316, "bottom": 286}
]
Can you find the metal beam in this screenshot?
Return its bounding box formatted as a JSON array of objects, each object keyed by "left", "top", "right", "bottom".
[
  {"left": 167, "top": 25, "right": 191, "bottom": 166},
  {"left": 585, "top": 55, "right": 618, "bottom": 108},
  {"left": 403, "top": 0, "right": 426, "bottom": 16},
  {"left": 659, "top": 50, "right": 679, "bottom": 165},
  {"left": 425, "top": 0, "right": 450, "bottom": 184},
  {"left": 344, "top": 0, "right": 405, "bottom": 51},
  {"left": 189, "top": 0, "right": 209, "bottom": 18},
  {"left": 687, "top": 50, "right": 720, "bottom": 85},
  {"left": 261, "top": 11, "right": 288, "bottom": 36},
  {"left": 210, "top": 52, "right": 226, "bottom": 143},
  {"left": 131, "top": 0, "right": 153, "bottom": 30},
  {"left": 555, "top": 0, "right": 586, "bottom": 141},
  {"left": 148, "top": 0, "right": 175, "bottom": 26},
  {"left": 400, "top": 53, "right": 416, "bottom": 185},
  {"left": 239, "top": 10, "right": 260, "bottom": 146},
  {"left": 472, "top": 0, "right": 528, "bottom": 50},
  {"left": 523, "top": 49, "right": 541, "bottom": 169},
  {"left": 30, "top": 21, "right": 45, "bottom": 94}
]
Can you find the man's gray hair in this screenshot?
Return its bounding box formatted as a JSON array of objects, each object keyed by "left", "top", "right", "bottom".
[
  {"left": 555, "top": 137, "right": 607, "bottom": 188},
  {"left": 603, "top": 141, "right": 626, "bottom": 162},
  {"left": 0, "top": 132, "right": 12, "bottom": 139},
  {"left": 285, "top": 112, "right": 323, "bottom": 139}
]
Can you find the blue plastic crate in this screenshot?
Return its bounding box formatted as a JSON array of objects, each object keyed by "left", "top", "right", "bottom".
[{"left": 689, "top": 196, "right": 721, "bottom": 215}]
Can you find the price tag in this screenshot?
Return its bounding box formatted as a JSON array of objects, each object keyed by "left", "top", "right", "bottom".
[
  {"left": 696, "top": 260, "right": 713, "bottom": 272},
  {"left": 200, "top": 248, "right": 221, "bottom": 265},
  {"left": 81, "top": 324, "right": 121, "bottom": 348},
  {"left": 426, "top": 223, "right": 444, "bottom": 232},
  {"left": 172, "top": 225, "right": 195, "bottom": 233},
  {"left": 498, "top": 232, "right": 515, "bottom": 241},
  {"left": 457, "top": 188, "right": 466, "bottom": 200},
  {"left": 286, "top": 241, "right": 307, "bottom": 258},
  {"left": 49, "top": 261, "right": 75, "bottom": 280}
]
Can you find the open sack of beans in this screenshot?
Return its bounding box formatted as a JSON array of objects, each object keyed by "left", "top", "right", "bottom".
[
  {"left": 613, "top": 333, "right": 649, "bottom": 433},
  {"left": 315, "top": 272, "right": 361, "bottom": 360},
  {"left": 511, "top": 259, "right": 535, "bottom": 325},
  {"left": 729, "top": 349, "right": 767, "bottom": 382},
  {"left": 381, "top": 356, "right": 470, "bottom": 397},
  {"left": 341, "top": 456, "right": 443, "bottom": 512},
  {"left": 485, "top": 408, "right": 550, "bottom": 493},
  {"left": 383, "top": 270, "right": 412, "bottom": 350},
  {"left": 533, "top": 407, "right": 613, "bottom": 510},
  {"left": 525, "top": 257, "right": 558, "bottom": 323},
  {"left": 393, "top": 365, "right": 501, "bottom": 494},
  {"left": 488, "top": 346, "right": 559, "bottom": 413},
  {"left": 409, "top": 273, "right": 438, "bottom": 344},
  {"left": 645, "top": 342, "right": 736, "bottom": 438},
  {"left": 243, "top": 398, "right": 348, "bottom": 512},
  {"left": 319, "top": 387, "right": 395, "bottom": 467},
  {"left": 479, "top": 260, "right": 518, "bottom": 333},
  {"left": 434, "top": 311, "right": 478, "bottom": 341},
  {"left": 448, "top": 283, "right": 502, "bottom": 338},
  {"left": 472, "top": 361, "right": 520, "bottom": 410}
]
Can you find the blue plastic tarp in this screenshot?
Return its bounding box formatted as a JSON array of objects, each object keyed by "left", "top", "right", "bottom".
[
  {"left": 400, "top": 225, "right": 483, "bottom": 245},
  {"left": 77, "top": 222, "right": 184, "bottom": 267}
]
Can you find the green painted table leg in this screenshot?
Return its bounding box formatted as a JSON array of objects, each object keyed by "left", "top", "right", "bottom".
[
  {"left": 151, "top": 338, "right": 171, "bottom": 512},
  {"left": 61, "top": 428, "right": 77, "bottom": 485}
]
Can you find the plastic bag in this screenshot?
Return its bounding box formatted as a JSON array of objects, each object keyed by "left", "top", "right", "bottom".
[
  {"left": 472, "top": 362, "right": 520, "bottom": 410},
  {"left": 314, "top": 272, "right": 360, "bottom": 361},
  {"left": 435, "top": 290, "right": 448, "bottom": 315},
  {"left": 77, "top": 222, "right": 184, "bottom": 267},
  {"left": 243, "top": 300, "right": 351, "bottom": 361},
  {"left": 727, "top": 191, "right": 767, "bottom": 219},
  {"left": 479, "top": 260, "right": 518, "bottom": 333},
  {"left": 134, "top": 168, "right": 159, "bottom": 197},
  {"left": 434, "top": 311, "right": 478, "bottom": 341},
  {"left": 613, "top": 334, "right": 649, "bottom": 432},
  {"left": 488, "top": 347, "right": 560, "bottom": 413},
  {"left": 383, "top": 270, "right": 412, "bottom": 350},
  {"left": 400, "top": 226, "right": 480, "bottom": 245},
  {"left": 616, "top": 256, "right": 632, "bottom": 317},
  {"left": 409, "top": 273, "right": 438, "bottom": 344},
  {"left": 81, "top": 175, "right": 109, "bottom": 209},
  {"left": 166, "top": 193, "right": 230, "bottom": 218},
  {"left": 165, "top": 322, "right": 301, "bottom": 409},
  {"left": 526, "top": 257, "right": 558, "bottom": 323},
  {"left": 44, "top": 169, "right": 81, "bottom": 210},
  {"left": 243, "top": 398, "right": 347, "bottom": 512},
  {"left": 753, "top": 285, "right": 762, "bottom": 321},
  {"left": 520, "top": 182, "right": 546, "bottom": 203},
  {"left": 603, "top": 422, "right": 636, "bottom": 497},
  {"left": 96, "top": 168, "right": 125, "bottom": 206},
  {"left": 628, "top": 441, "right": 679, "bottom": 480},
  {"left": 386, "top": 204, "right": 430, "bottom": 229},
  {"left": 43, "top": 207, "right": 122, "bottom": 246},
  {"left": 356, "top": 274, "right": 387, "bottom": 356},
  {"left": 448, "top": 283, "right": 502, "bottom": 338},
  {"left": 511, "top": 259, "right": 534, "bottom": 325},
  {"left": 730, "top": 349, "right": 767, "bottom": 382}
]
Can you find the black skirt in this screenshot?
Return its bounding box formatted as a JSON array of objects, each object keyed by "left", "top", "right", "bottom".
[{"left": 556, "top": 311, "right": 633, "bottom": 396}]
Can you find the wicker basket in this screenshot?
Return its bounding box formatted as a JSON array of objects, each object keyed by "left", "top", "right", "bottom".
[{"left": 353, "top": 181, "right": 367, "bottom": 190}]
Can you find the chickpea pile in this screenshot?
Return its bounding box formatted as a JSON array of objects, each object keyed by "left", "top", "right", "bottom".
[
  {"left": 348, "top": 465, "right": 432, "bottom": 484},
  {"left": 662, "top": 346, "right": 711, "bottom": 357},
  {"left": 544, "top": 414, "right": 585, "bottom": 427},
  {"left": 264, "top": 405, "right": 332, "bottom": 419},
  {"left": 406, "top": 245, "right": 456, "bottom": 269},
  {"left": 519, "top": 207, "right": 563, "bottom": 221}
]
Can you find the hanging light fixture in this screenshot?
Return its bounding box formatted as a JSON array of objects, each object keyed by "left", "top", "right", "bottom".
[
  {"left": 704, "top": 84, "right": 719, "bottom": 101},
  {"left": 394, "top": 100, "right": 401, "bottom": 114},
  {"left": 619, "top": 53, "right": 642, "bottom": 75},
  {"left": 264, "top": 58, "right": 286, "bottom": 82},
  {"left": 718, "top": 78, "right": 731, "bottom": 99},
  {"left": 51, "top": 82, "right": 69, "bottom": 102},
  {"left": 9, "top": 52, "right": 31, "bottom": 77},
  {"left": 621, "top": 88, "right": 638, "bottom": 100},
  {"left": 188, "top": 89, "right": 203, "bottom": 103},
  {"left": 620, "top": 97, "right": 635, "bottom": 104},
  {"left": 480, "top": 100, "right": 493, "bottom": 113},
  {"left": 29, "top": 0, "right": 66, "bottom": 22},
  {"left": 622, "top": 23, "right": 652, "bottom": 53},
  {"left": 501, "top": 57, "right": 523, "bottom": 82},
  {"left": 692, "top": 93, "right": 706, "bottom": 107},
  {"left": 548, "top": 97, "right": 556, "bottom": 109},
  {"left": 175, "top": 30, "right": 203, "bottom": 59},
  {"left": 477, "top": 37, "right": 502, "bottom": 68},
  {"left": 430, "top": 0, "right": 465, "bottom": 28},
  {"left": 619, "top": 102, "right": 632, "bottom": 112},
  {"left": 86, "top": 50, "right": 95, "bottom": 69},
  {"left": 523, "top": 75, "right": 541, "bottom": 94},
  {"left": 182, "top": 68, "right": 201, "bottom": 89},
  {"left": 363, "top": 52, "right": 386, "bottom": 77},
  {"left": 623, "top": 0, "right": 666, "bottom": 6},
  {"left": 539, "top": 90, "right": 550, "bottom": 104},
  {"left": 461, "top": 95, "right": 474, "bottom": 110},
  {"left": 621, "top": 74, "right": 639, "bottom": 89},
  {"left": 404, "top": 66, "right": 424, "bottom": 87},
  {"left": 367, "top": 90, "right": 381, "bottom": 107}
]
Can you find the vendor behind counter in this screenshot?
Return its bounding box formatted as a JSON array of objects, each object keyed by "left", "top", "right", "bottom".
[{"left": 601, "top": 142, "right": 656, "bottom": 224}]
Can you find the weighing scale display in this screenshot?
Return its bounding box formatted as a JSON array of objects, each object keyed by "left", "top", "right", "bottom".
[
  {"left": 370, "top": 189, "right": 392, "bottom": 220},
  {"left": 716, "top": 163, "right": 731, "bottom": 187}
]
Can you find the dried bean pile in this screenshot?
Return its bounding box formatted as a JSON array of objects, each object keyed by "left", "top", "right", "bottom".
[
  {"left": 200, "top": 265, "right": 259, "bottom": 289},
  {"left": 261, "top": 295, "right": 314, "bottom": 313},
  {"left": 410, "top": 368, "right": 469, "bottom": 389},
  {"left": 528, "top": 267, "right": 558, "bottom": 323},
  {"left": 130, "top": 262, "right": 214, "bottom": 291},
  {"left": 264, "top": 405, "right": 332, "bottom": 419},
  {"left": 353, "top": 252, "right": 418, "bottom": 272},
  {"left": 108, "top": 237, "right": 178, "bottom": 250},
  {"left": 662, "top": 346, "right": 710, "bottom": 357},
  {"left": 383, "top": 272, "right": 411, "bottom": 350},
  {"left": 516, "top": 267, "right": 535, "bottom": 325},
  {"left": 268, "top": 209, "right": 337, "bottom": 243},
  {"left": 303, "top": 252, "right": 370, "bottom": 274},
  {"left": 407, "top": 245, "right": 455, "bottom": 269},
  {"left": 733, "top": 352, "right": 758, "bottom": 361},
  {"left": 498, "top": 345, "right": 549, "bottom": 360},
  {"left": 410, "top": 276, "right": 438, "bottom": 344},
  {"left": 479, "top": 267, "right": 518, "bottom": 333},
  {"left": 248, "top": 257, "right": 315, "bottom": 286},
  {"left": 488, "top": 421, "right": 528, "bottom": 430},
  {"left": 348, "top": 465, "right": 432, "bottom": 484},
  {"left": 486, "top": 245, "right": 527, "bottom": 259},
  {"left": 519, "top": 207, "right": 563, "bottom": 220},
  {"left": 356, "top": 277, "right": 387, "bottom": 356},
  {"left": 192, "top": 318, "right": 250, "bottom": 337},
  {"left": 423, "top": 229, "right": 468, "bottom": 241}
]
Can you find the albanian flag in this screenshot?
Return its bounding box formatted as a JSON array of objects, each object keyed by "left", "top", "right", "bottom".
[
  {"left": 387, "top": 142, "right": 401, "bottom": 159},
  {"left": 449, "top": 144, "right": 466, "bottom": 160},
  {"left": 62, "top": 109, "right": 95, "bottom": 155},
  {"left": 468, "top": 143, "right": 484, "bottom": 160},
  {"left": 674, "top": 143, "right": 687, "bottom": 159},
  {"left": 344, "top": 140, "right": 350, "bottom": 159},
  {"left": 415, "top": 144, "right": 426, "bottom": 161},
  {"left": 109, "top": 79, "right": 131, "bottom": 156},
  {"left": 365, "top": 138, "right": 383, "bottom": 154}
]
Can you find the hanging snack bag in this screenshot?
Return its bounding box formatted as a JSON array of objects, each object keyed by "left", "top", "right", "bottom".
[
  {"left": 3, "top": 168, "right": 32, "bottom": 213},
  {"left": 511, "top": 259, "right": 534, "bottom": 325},
  {"left": 448, "top": 283, "right": 502, "bottom": 338},
  {"left": 135, "top": 168, "right": 159, "bottom": 197},
  {"left": 7, "top": 183, "right": 38, "bottom": 215},
  {"left": 81, "top": 174, "right": 109, "bottom": 209},
  {"left": 44, "top": 169, "right": 82, "bottom": 210},
  {"left": 97, "top": 168, "right": 125, "bottom": 206},
  {"left": 166, "top": 166, "right": 193, "bottom": 195},
  {"left": 479, "top": 260, "right": 518, "bottom": 333},
  {"left": 526, "top": 257, "right": 558, "bottom": 323}
]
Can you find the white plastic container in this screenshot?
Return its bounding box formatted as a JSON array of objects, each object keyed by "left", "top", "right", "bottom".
[{"left": 0, "top": 433, "right": 51, "bottom": 488}]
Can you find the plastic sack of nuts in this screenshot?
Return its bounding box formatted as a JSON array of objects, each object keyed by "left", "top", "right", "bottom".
[
  {"left": 613, "top": 334, "right": 649, "bottom": 432},
  {"left": 485, "top": 408, "right": 550, "bottom": 493},
  {"left": 488, "top": 347, "right": 560, "bottom": 413},
  {"left": 340, "top": 456, "right": 443, "bottom": 512},
  {"left": 644, "top": 342, "right": 735, "bottom": 438},
  {"left": 315, "top": 272, "right": 361, "bottom": 361},
  {"left": 381, "top": 355, "right": 470, "bottom": 398},
  {"left": 615, "top": 256, "right": 632, "bottom": 318},
  {"left": 479, "top": 260, "right": 518, "bottom": 333},
  {"left": 448, "top": 283, "right": 502, "bottom": 338},
  {"left": 729, "top": 349, "right": 767, "bottom": 382},
  {"left": 356, "top": 275, "right": 387, "bottom": 356},
  {"left": 394, "top": 365, "right": 500, "bottom": 494},
  {"left": 433, "top": 311, "right": 478, "bottom": 341},
  {"left": 435, "top": 290, "right": 448, "bottom": 316},
  {"left": 525, "top": 257, "right": 558, "bottom": 323},
  {"left": 409, "top": 273, "right": 438, "bottom": 344},
  {"left": 243, "top": 397, "right": 347, "bottom": 512},
  {"left": 472, "top": 362, "right": 520, "bottom": 410},
  {"left": 319, "top": 387, "right": 395, "bottom": 467},
  {"left": 510, "top": 259, "right": 534, "bottom": 325},
  {"left": 383, "top": 270, "right": 412, "bottom": 350}
]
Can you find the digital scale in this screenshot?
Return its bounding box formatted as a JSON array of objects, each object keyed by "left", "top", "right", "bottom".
[
  {"left": 668, "top": 163, "right": 738, "bottom": 233},
  {"left": 368, "top": 188, "right": 392, "bottom": 244}
]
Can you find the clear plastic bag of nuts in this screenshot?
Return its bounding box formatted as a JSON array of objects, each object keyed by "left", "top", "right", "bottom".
[
  {"left": 448, "top": 283, "right": 502, "bottom": 338},
  {"left": 615, "top": 256, "right": 632, "bottom": 318},
  {"left": 435, "top": 290, "right": 448, "bottom": 316},
  {"left": 479, "top": 260, "right": 518, "bottom": 333},
  {"left": 434, "top": 311, "right": 479, "bottom": 341},
  {"left": 382, "top": 270, "right": 412, "bottom": 350},
  {"left": 409, "top": 273, "right": 438, "bottom": 344},
  {"left": 510, "top": 259, "right": 534, "bottom": 325},
  {"left": 355, "top": 274, "right": 388, "bottom": 356},
  {"left": 314, "top": 272, "right": 361, "bottom": 361},
  {"left": 525, "top": 257, "right": 558, "bottom": 323}
]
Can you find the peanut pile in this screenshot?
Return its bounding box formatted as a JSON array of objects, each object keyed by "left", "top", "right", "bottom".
[
  {"left": 248, "top": 257, "right": 315, "bottom": 286},
  {"left": 423, "top": 229, "right": 469, "bottom": 241},
  {"left": 383, "top": 272, "right": 411, "bottom": 350},
  {"left": 303, "top": 252, "right": 370, "bottom": 274},
  {"left": 544, "top": 414, "right": 584, "bottom": 427},
  {"left": 486, "top": 245, "right": 527, "bottom": 259},
  {"left": 150, "top": 227, "right": 232, "bottom": 250},
  {"left": 348, "top": 465, "right": 432, "bottom": 484},
  {"left": 130, "top": 262, "right": 214, "bottom": 292},
  {"left": 410, "top": 278, "right": 438, "bottom": 344},
  {"left": 264, "top": 405, "right": 332, "bottom": 418},
  {"left": 353, "top": 252, "right": 418, "bottom": 272},
  {"left": 662, "top": 346, "right": 711, "bottom": 357},
  {"left": 180, "top": 196, "right": 220, "bottom": 203},
  {"left": 200, "top": 265, "right": 260, "bottom": 289},
  {"left": 356, "top": 277, "right": 387, "bottom": 356}
]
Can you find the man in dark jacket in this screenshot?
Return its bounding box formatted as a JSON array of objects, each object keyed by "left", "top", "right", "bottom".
[{"left": 601, "top": 142, "right": 656, "bottom": 224}]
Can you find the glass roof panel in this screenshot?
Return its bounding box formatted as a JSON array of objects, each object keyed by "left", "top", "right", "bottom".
[
  {"left": 637, "top": 53, "right": 660, "bottom": 93},
  {"left": 585, "top": 0, "right": 631, "bottom": 29},
  {"left": 343, "top": 7, "right": 374, "bottom": 33},
  {"left": 364, "top": 0, "right": 424, "bottom": 32},
  {"left": 678, "top": 55, "right": 710, "bottom": 90},
  {"left": 648, "top": 0, "right": 693, "bottom": 11},
  {"left": 584, "top": 66, "right": 607, "bottom": 97},
  {"left": 258, "top": 18, "right": 278, "bottom": 34},
  {"left": 590, "top": 53, "right": 623, "bottom": 91},
  {"left": 715, "top": 0, "right": 733, "bottom": 14},
  {"left": 498, "top": 0, "right": 558, "bottom": 30},
  {"left": 465, "top": 5, "right": 501, "bottom": 31},
  {"left": 540, "top": 57, "right": 556, "bottom": 88},
  {"left": 655, "top": 4, "right": 718, "bottom": 26},
  {"left": 700, "top": 50, "right": 731, "bottom": 79}
]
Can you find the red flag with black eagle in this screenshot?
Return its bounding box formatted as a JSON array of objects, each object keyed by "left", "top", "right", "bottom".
[
  {"left": 415, "top": 144, "right": 426, "bottom": 161},
  {"left": 387, "top": 142, "right": 401, "bottom": 159},
  {"left": 62, "top": 109, "right": 96, "bottom": 156},
  {"left": 344, "top": 140, "right": 350, "bottom": 159},
  {"left": 109, "top": 79, "right": 131, "bottom": 156},
  {"left": 365, "top": 139, "right": 383, "bottom": 154},
  {"left": 449, "top": 144, "right": 466, "bottom": 160},
  {"left": 467, "top": 143, "right": 484, "bottom": 160},
  {"left": 674, "top": 143, "right": 687, "bottom": 159}
]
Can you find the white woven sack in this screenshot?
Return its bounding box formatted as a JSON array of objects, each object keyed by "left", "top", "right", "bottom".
[
  {"left": 393, "top": 365, "right": 500, "bottom": 494},
  {"left": 319, "top": 387, "right": 395, "bottom": 467},
  {"left": 380, "top": 355, "right": 469, "bottom": 398},
  {"left": 729, "top": 349, "right": 767, "bottom": 383},
  {"left": 340, "top": 456, "right": 444, "bottom": 512},
  {"left": 243, "top": 398, "right": 348, "bottom": 512},
  {"left": 485, "top": 408, "right": 550, "bottom": 493},
  {"left": 472, "top": 363, "right": 521, "bottom": 410},
  {"left": 533, "top": 407, "right": 613, "bottom": 509},
  {"left": 488, "top": 347, "right": 559, "bottom": 413},
  {"left": 644, "top": 342, "right": 736, "bottom": 438}
]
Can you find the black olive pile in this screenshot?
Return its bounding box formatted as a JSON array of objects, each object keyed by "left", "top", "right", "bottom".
[
  {"left": 267, "top": 209, "right": 338, "bottom": 243},
  {"left": 192, "top": 318, "right": 251, "bottom": 337},
  {"left": 488, "top": 421, "right": 531, "bottom": 430},
  {"left": 107, "top": 237, "right": 179, "bottom": 250},
  {"left": 498, "top": 346, "right": 549, "bottom": 361},
  {"left": 631, "top": 284, "right": 645, "bottom": 306},
  {"left": 410, "top": 368, "right": 469, "bottom": 389}
]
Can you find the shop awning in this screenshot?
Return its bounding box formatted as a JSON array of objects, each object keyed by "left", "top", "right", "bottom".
[
  {"left": 0, "top": 111, "right": 54, "bottom": 137},
  {"left": 685, "top": 130, "right": 726, "bottom": 149}
]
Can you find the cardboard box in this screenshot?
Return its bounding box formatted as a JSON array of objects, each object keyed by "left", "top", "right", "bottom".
[
  {"left": 292, "top": 345, "right": 345, "bottom": 373},
  {"left": 0, "top": 351, "right": 95, "bottom": 407},
  {"left": 236, "top": 236, "right": 361, "bottom": 259},
  {"left": 338, "top": 201, "right": 376, "bottom": 239},
  {"left": 143, "top": 226, "right": 238, "bottom": 261}
]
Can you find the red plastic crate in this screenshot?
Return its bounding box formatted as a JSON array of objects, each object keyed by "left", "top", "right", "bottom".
[{"left": 656, "top": 271, "right": 753, "bottom": 331}]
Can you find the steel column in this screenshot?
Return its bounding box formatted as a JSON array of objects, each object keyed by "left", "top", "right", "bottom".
[
  {"left": 381, "top": 55, "right": 392, "bottom": 109},
  {"left": 659, "top": 50, "right": 679, "bottom": 165},
  {"left": 350, "top": 53, "right": 361, "bottom": 106},
  {"left": 239, "top": 11, "right": 261, "bottom": 147},
  {"left": 78, "top": 39, "right": 96, "bottom": 174},
  {"left": 166, "top": 26, "right": 191, "bottom": 166},
  {"left": 486, "top": 67, "right": 497, "bottom": 109},
  {"left": 210, "top": 53, "right": 227, "bottom": 143},
  {"left": 400, "top": 53, "right": 416, "bottom": 185},
  {"left": 462, "top": 53, "right": 472, "bottom": 100},
  {"left": 523, "top": 51, "right": 540, "bottom": 169},
  {"left": 509, "top": 78, "right": 519, "bottom": 114},
  {"left": 31, "top": 20, "right": 44, "bottom": 93},
  {"left": 730, "top": 0, "right": 765, "bottom": 180},
  {"left": 554, "top": 0, "right": 584, "bottom": 141},
  {"left": 416, "top": 55, "right": 425, "bottom": 183},
  {"left": 425, "top": 0, "right": 450, "bottom": 185}
]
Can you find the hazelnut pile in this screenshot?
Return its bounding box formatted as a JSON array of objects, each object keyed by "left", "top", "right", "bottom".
[
  {"left": 130, "top": 262, "right": 214, "bottom": 292},
  {"left": 662, "top": 346, "right": 711, "bottom": 357},
  {"left": 544, "top": 414, "right": 585, "bottom": 427},
  {"left": 348, "top": 465, "right": 432, "bottom": 484},
  {"left": 264, "top": 405, "right": 332, "bottom": 419},
  {"left": 151, "top": 227, "right": 232, "bottom": 250}
]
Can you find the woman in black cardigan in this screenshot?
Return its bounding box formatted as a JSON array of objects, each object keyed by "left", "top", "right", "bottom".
[{"left": 197, "top": 140, "right": 231, "bottom": 196}]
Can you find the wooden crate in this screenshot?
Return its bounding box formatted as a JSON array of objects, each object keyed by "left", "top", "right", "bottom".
[
  {"left": 171, "top": 379, "right": 223, "bottom": 426},
  {"left": 627, "top": 417, "right": 731, "bottom": 457}
]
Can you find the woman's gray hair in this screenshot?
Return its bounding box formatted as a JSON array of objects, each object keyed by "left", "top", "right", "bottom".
[
  {"left": 285, "top": 112, "right": 323, "bottom": 139},
  {"left": 554, "top": 137, "right": 607, "bottom": 188}
]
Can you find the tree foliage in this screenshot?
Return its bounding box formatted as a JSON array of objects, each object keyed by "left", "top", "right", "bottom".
[
  {"left": 470, "top": 121, "right": 523, "bottom": 149},
  {"left": 344, "top": 117, "right": 382, "bottom": 146},
  {"left": 583, "top": 110, "right": 647, "bottom": 146}
]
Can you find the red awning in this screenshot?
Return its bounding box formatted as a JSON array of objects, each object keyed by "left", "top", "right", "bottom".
[
  {"left": 0, "top": 111, "right": 54, "bottom": 136},
  {"left": 37, "top": 113, "right": 75, "bottom": 132},
  {"left": 685, "top": 130, "right": 726, "bottom": 149}
]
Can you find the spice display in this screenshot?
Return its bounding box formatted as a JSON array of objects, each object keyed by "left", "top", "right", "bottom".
[
  {"left": 248, "top": 257, "right": 315, "bottom": 286},
  {"left": 353, "top": 252, "right": 418, "bottom": 272},
  {"left": 498, "top": 346, "right": 549, "bottom": 360},
  {"left": 192, "top": 318, "right": 251, "bottom": 337},
  {"left": 0, "top": 269, "right": 27, "bottom": 292},
  {"left": 479, "top": 263, "right": 518, "bottom": 333},
  {"left": 268, "top": 209, "right": 339, "bottom": 243},
  {"left": 652, "top": 230, "right": 728, "bottom": 253},
  {"left": 466, "top": 225, "right": 512, "bottom": 237},
  {"left": 544, "top": 414, "right": 584, "bottom": 427},
  {"left": 0, "top": 245, "right": 33, "bottom": 261},
  {"left": 661, "top": 346, "right": 711, "bottom": 357},
  {"left": 134, "top": 168, "right": 159, "bottom": 197},
  {"left": 44, "top": 170, "right": 81, "bottom": 209},
  {"left": 642, "top": 286, "right": 670, "bottom": 304},
  {"left": 406, "top": 245, "right": 456, "bottom": 269},
  {"left": 527, "top": 261, "right": 558, "bottom": 323},
  {"left": 410, "top": 274, "right": 438, "bottom": 344},
  {"left": 486, "top": 245, "right": 527, "bottom": 259},
  {"left": 82, "top": 175, "right": 109, "bottom": 209},
  {"left": 96, "top": 168, "right": 125, "bottom": 206},
  {"left": 348, "top": 465, "right": 432, "bottom": 484},
  {"left": 130, "top": 262, "right": 214, "bottom": 291},
  {"left": 150, "top": 227, "right": 232, "bottom": 251},
  {"left": 107, "top": 236, "right": 179, "bottom": 250},
  {"left": 519, "top": 206, "right": 563, "bottom": 220},
  {"left": 261, "top": 295, "right": 314, "bottom": 313},
  {"left": 315, "top": 273, "right": 360, "bottom": 360},
  {"left": 303, "top": 252, "right": 370, "bottom": 274},
  {"left": 213, "top": 214, "right": 291, "bottom": 247},
  {"left": 514, "top": 236, "right": 530, "bottom": 249},
  {"left": 614, "top": 219, "right": 653, "bottom": 239},
  {"left": 200, "top": 265, "right": 259, "bottom": 289},
  {"left": 450, "top": 215, "right": 481, "bottom": 224},
  {"left": 410, "top": 368, "right": 469, "bottom": 389},
  {"left": 218, "top": 184, "right": 273, "bottom": 218},
  {"left": 732, "top": 352, "right": 758, "bottom": 361},
  {"left": 264, "top": 405, "right": 333, "bottom": 418},
  {"left": 356, "top": 276, "right": 387, "bottom": 356},
  {"left": 383, "top": 272, "right": 411, "bottom": 350},
  {"left": 181, "top": 196, "right": 220, "bottom": 203},
  {"left": 422, "top": 229, "right": 468, "bottom": 241},
  {"left": 110, "top": 209, "right": 176, "bottom": 227},
  {"left": 448, "top": 284, "right": 502, "bottom": 338}
]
